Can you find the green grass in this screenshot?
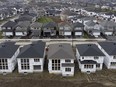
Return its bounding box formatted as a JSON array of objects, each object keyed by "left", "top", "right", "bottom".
[
  {"left": 0, "top": 32, "right": 3, "bottom": 39},
  {"left": 83, "top": 31, "right": 89, "bottom": 38},
  {"left": 36, "top": 17, "right": 53, "bottom": 23}
]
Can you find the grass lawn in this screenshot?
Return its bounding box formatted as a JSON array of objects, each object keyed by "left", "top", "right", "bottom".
[
  {"left": 83, "top": 31, "right": 89, "bottom": 38},
  {"left": 0, "top": 31, "right": 3, "bottom": 39},
  {"left": 37, "top": 17, "right": 53, "bottom": 23}
]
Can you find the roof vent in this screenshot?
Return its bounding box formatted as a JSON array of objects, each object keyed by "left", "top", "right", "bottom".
[
  {"left": 1, "top": 44, "right": 5, "bottom": 47},
  {"left": 114, "top": 43, "right": 116, "bottom": 45},
  {"left": 31, "top": 44, "right": 34, "bottom": 46},
  {"left": 88, "top": 44, "right": 91, "bottom": 46},
  {"left": 59, "top": 44, "right": 62, "bottom": 47}
]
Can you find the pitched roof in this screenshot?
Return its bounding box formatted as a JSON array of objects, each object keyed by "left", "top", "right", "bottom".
[
  {"left": 85, "top": 20, "right": 96, "bottom": 27},
  {"left": 30, "top": 22, "right": 43, "bottom": 28},
  {"left": 42, "top": 22, "right": 57, "bottom": 28},
  {"left": 0, "top": 41, "right": 19, "bottom": 58},
  {"left": 17, "top": 41, "right": 46, "bottom": 58},
  {"left": 47, "top": 43, "right": 75, "bottom": 59},
  {"left": 100, "top": 20, "right": 116, "bottom": 28},
  {"left": 98, "top": 42, "right": 116, "bottom": 55},
  {"left": 73, "top": 22, "right": 84, "bottom": 28},
  {"left": 2, "top": 21, "right": 17, "bottom": 28},
  {"left": 76, "top": 44, "right": 105, "bottom": 56}
]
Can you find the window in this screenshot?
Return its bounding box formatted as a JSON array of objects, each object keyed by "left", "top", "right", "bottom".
[
  {"left": 65, "top": 68, "right": 71, "bottom": 72},
  {"left": 21, "top": 59, "right": 30, "bottom": 70},
  {"left": 113, "top": 56, "right": 116, "bottom": 59},
  {"left": 0, "top": 59, "right": 8, "bottom": 70},
  {"left": 65, "top": 60, "right": 71, "bottom": 63},
  {"left": 52, "top": 60, "right": 60, "bottom": 70},
  {"left": 82, "top": 57, "right": 84, "bottom": 59},
  {"left": 94, "top": 56, "right": 99, "bottom": 60},
  {"left": 111, "top": 62, "right": 116, "bottom": 66},
  {"left": 33, "top": 65, "right": 41, "bottom": 70},
  {"left": 96, "top": 64, "right": 100, "bottom": 68},
  {"left": 34, "top": 59, "right": 40, "bottom": 62},
  {"left": 84, "top": 64, "right": 94, "bottom": 69}
]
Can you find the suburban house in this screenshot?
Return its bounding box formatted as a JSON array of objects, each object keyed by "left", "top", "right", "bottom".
[
  {"left": 47, "top": 43, "right": 75, "bottom": 76},
  {"left": 84, "top": 20, "right": 101, "bottom": 37},
  {"left": 14, "top": 21, "right": 30, "bottom": 37},
  {"left": 0, "top": 41, "right": 20, "bottom": 73},
  {"left": 30, "top": 22, "right": 43, "bottom": 37},
  {"left": 1, "top": 21, "right": 17, "bottom": 37},
  {"left": 98, "top": 42, "right": 116, "bottom": 69},
  {"left": 58, "top": 22, "right": 72, "bottom": 38},
  {"left": 100, "top": 20, "right": 116, "bottom": 36},
  {"left": 76, "top": 44, "right": 105, "bottom": 73},
  {"left": 17, "top": 41, "right": 46, "bottom": 73},
  {"left": 42, "top": 22, "right": 57, "bottom": 37},
  {"left": 72, "top": 22, "right": 84, "bottom": 37}
]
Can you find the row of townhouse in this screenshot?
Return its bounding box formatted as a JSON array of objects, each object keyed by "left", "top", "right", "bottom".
[
  {"left": 0, "top": 41, "right": 116, "bottom": 76},
  {"left": 2, "top": 19, "right": 116, "bottom": 38}
]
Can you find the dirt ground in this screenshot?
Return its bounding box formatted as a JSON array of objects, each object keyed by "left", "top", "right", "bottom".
[{"left": 0, "top": 78, "right": 109, "bottom": 87}]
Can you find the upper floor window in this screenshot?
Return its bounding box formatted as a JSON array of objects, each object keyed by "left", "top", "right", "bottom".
[
  {"left": 21, "top": 59, "right": 30, "bottom": 70},
  {"left": 34, "top": 58, "right": 40, "bottom": 62},
  {"left": 0, "top": 59, "right": 8, "bottom": 70},
  {"left": 113, "top": 56, "right": 116, "bottom": 59},
  {"left": 82, "top": 57, "right": 84, "bottom": 59},
  {"left": 94, "top": 56, "right": 99, "bottom": 60}
]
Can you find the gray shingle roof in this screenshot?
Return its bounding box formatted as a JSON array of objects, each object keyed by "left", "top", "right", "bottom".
[
  {"left": 17, "top": 41, "right": 46, "bottom": 58},
  {"left": 76, "top": 44, "right": 105, "bottom": 56},
  {"left": 98, "top": 42, "right": 116, "bottom": 55},
  {"left": 47, "top": 43, "right": 75, "bottom": 59},
  {"left": 100, "top": 20, "right": 116, "bottom": 28},
  {"left": 0, "top": 41, "right": 19, "bottom": 58},
  {"left": 2, "top": 21, "right": 17, "bottom": 29},
  {"left": 42, "top": 22, "right": 57, "bottom": 28},
  {"left": 85, "top": 20, "right": 96, "bottom": 27},
  {"left": 30, "top": 22, "right": 43, "bottom": 28},
  {"left": 73, "top": 22, "right": 84, "bottom": 28}
]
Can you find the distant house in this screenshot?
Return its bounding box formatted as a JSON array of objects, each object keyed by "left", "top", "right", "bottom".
[
  {"left": 1, "top": 21, "right": 17, "bottom": 37},
  {"left": 72, "top": 22, "right": 84, "bottom": 37},
  {"left": 30, "top": 22, "right": 43, "bottom": 37},
  {"left": 85, "top": 20, "right": 101, "bottom": 37},
  {"left": 100, "top": 20, "right": 116, "bottom": 36},
  {"left": 98, "top": 42, "right": 116, "bottom": 69},
  {"left": 0, "top": 41, "right": 20, "bottom": 73},
  {"left": 60, "top": 9, "right": 77, "bottom": 21},
  {"left": 76, "top": 44, "right": 105, "bottom": 73},
  {"left": 47, "top": 43, "right": 75, "bottom": 76},
  {"left": 58, "top": 22, "right": 72, "bottom": 38},
  {"left": 17, "top": 41, "right": 46, "bottom": 73},
  {"left": 15, "top": 13, "right": 37, "bottom": 23},
  {"left": 15, "top": 21, "right": 30, "bottom": 37},
  {"left": 42, "top": 22, "right": 57, "bottom": 37}
]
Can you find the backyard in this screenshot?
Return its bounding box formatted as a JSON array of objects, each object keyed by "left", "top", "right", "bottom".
[{"left": 0, "top": 67, "right": 116, "bottom": 87}]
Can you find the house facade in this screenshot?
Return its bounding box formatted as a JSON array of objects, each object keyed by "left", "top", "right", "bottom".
[
  {"left": 17, "top": 41, "right": 46, "bottom": 73},
  {"left": 58, "top": 22, "right": 72, "bottom": 38},
  {"left": 42, "top": 22, "right": 57, "bottom": 37},
  {"left": 98, "top": 42, "right": 116, "bottom": 69},
  {"left": 15, "top": 21, "right": 30, "bottom": 36},
  {"left": 0, "top": 41, "right": 20, "bottom": 73},
  {"left": 47, "top": 43, "right": 75, "bottom": 76},
  {"left": 72, "top": 22, "right": 84, "bottom": 37},
  {"left": 76, "top": 44, "right": 105, "bottom": 73},
  {"left": 30, "top": 22, "right": 43, "bottom": 37},
  {"left": 1, "top": 21, "right": 17, "bottom": 37}
]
